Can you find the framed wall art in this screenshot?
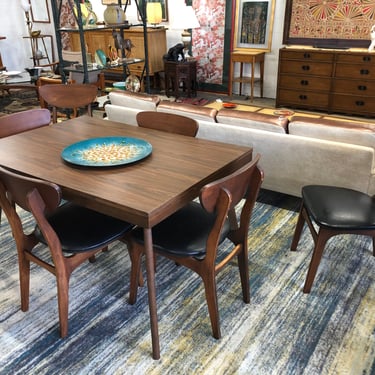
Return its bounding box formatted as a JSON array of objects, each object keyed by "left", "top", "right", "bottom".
[
  {"left": 233, "top": 0, "right": 275, "bottom": 51},
  {"left": 283, "top": 0, "right": 375, "bottom": 49},
  {"left": 29, "top": 0, "right": 50, "bottom": 23}
]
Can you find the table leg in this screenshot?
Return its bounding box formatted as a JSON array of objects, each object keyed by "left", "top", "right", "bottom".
[
  {"left": 143, "top": 227, "right": 160, "bottom": 360},
  {"left": 250, "top": 61, "right": 255, "bottom": 102}
]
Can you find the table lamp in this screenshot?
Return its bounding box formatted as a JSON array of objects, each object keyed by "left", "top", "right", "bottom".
[
  {"left": 147, "top": 2, "right": 162, "bottom": 28},
  {"left": 170, "top": 5, "right": 200, "bottom": 58}
]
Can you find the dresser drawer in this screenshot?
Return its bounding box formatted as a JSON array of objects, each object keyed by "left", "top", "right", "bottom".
[
  {"left": 331, "top": 94, "right": 375, "bottom": 115},
  {"left": 333, "top": 79, "right": 375, "bottom": 96},
  {"left": 278, "top": 74, "right": 331, "bottom": 91},
  {"left": 336, "top": 53, "right": 375, "bottom": 64},
  {"left": 277, "top": 89, "right": 330, "bottom": 108},
  {"left": 335, "top": 63, "right": 375, "bottom": 80},
  {"left": 280, "top": 50, "right": 334, "bottom": 62},
  {"left": 279, "top": 61, "right": 333, "bottom": 76}
]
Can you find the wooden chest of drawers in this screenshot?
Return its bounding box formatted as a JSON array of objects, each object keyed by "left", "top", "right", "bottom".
[{"left": 276, "top": 47, "right": 375, "bottom": 117}]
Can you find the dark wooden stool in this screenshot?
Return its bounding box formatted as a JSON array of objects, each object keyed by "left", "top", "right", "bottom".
[{"left": 164, "top": 60, "right": 197, "bottom": 98}]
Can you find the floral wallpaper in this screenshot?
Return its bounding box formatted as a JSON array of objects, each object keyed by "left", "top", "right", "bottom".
[
  {"left": 289, "top": 0, "right": 375, "bottom": 40},
  {"left": 192, "top": 0, "right": 226, "bottom": 85}
]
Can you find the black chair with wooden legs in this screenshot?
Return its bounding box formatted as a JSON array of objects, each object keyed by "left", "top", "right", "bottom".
[
  {"left": 291, "top": 185, "right": 375, "bottom": 293},
  {"left": 126, "top": 155, "right": 263, "bottom": 339}
]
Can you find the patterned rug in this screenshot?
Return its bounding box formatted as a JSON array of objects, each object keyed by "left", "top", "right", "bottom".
[
  {"left": 0, "top": 89, "right": 40, "bottom": 116},
  {"left": 1, "top": 189, "right": 374, "bottom": 374}
]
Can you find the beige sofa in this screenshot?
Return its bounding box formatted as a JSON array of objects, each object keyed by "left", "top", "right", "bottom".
[{"left": 105, "top": 91, "right": 375, "bottom": 197}]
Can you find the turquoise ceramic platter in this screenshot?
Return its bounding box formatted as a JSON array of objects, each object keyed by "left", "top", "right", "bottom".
[{"left": 61, "top": 137, "right": 152, "bottom": 167}]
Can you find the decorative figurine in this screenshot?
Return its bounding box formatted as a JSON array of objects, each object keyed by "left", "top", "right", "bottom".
[
  {"left": 112, "top": 30, "right": 134, "bottom": 58},
  {"left": 163, "top": 43, "right": 185, "bottom": 62}
]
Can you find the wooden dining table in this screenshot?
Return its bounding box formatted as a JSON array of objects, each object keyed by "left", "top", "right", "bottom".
[{"left": 0, "top": 115, "right": 253, "bottom": 359}]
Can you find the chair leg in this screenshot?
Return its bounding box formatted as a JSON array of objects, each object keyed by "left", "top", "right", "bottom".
[
  {"left": 19, "top": 255, "right": 30, "bottom": 312},
  {"left": 128, "top": 246, "right": 144, "bottom": 305},
  {"left": 303, "top": 229, "right": 331, "bottom": 293},
  {"left": 291, "top": 203, "right": 306, "bottom": 251},
  {"left": 237, "top": 245, "right": 250, "bottom": 303},
  {"left": 202, "top": 271, "right": 221, "bottom": 339},
  {"left": 372, "top": 236, "right": 375, "bottom": 256},
  {"left": 56, "top": 275, "right": 70, "bottom": 338}
]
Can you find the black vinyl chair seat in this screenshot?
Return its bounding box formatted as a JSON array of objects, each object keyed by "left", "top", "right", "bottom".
[
  {"left": 303, "top": 185, "right": 375, "bottom": 230},
  {"left": 132, "top": 201, "right": 230, "bottom": 258},
  {"left": 291, "top": 184, "right": 375, "bottom": 293},
  {"left": 35, "top": 203, "right": 134, "bottom": 253}
]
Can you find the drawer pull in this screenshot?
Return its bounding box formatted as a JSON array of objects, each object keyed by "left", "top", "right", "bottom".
[
  {"left": 355, "top": 101, "right": 365, "bottom": 106},
  {"left": 302, "top": 65, "right": 310, "bottom": 71},
  {"left": 363, "top": 56, "right": 371, "bottom": 62},
  {"left": 358, "top": 85, "right": 367, "bottom": 91},
  {"left": 303, "top": 53, "right": 311, "bottom": 59},
  {"left": 360, "top": 69, "right": 369, "bottom": 75},
  {"left": 299, "top": 95, "right": 307, "bottom": 100},
  {"left": 300, "top": 80, "right": 309, "bottom": 85}
]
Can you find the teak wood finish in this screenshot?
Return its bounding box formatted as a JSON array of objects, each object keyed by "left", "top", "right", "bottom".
[
  {"left": 38, "top": 83, "right": 98, "bottom": 123},
  {"left": 277, "top": 48, "right": 375, "bottom": 117},
  {"left": 127, "top": 155, "right": 263, "bottom": 339},
  {"left": 136, "top": 111, "right": 199, "bottom": 137},
  {"left": 0, "top": 116, "right": 253, "bottom": 359}
]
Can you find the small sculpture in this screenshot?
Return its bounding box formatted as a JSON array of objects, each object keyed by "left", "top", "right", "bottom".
[
  {"left": 112, "top": 30, "right": 134, "bottom": 58},
  {"left": 368, "top": 24, "right": 375, "bottom": 52},
  {"left": 163, "top": 43, "right": 185, "bottom": 62}
]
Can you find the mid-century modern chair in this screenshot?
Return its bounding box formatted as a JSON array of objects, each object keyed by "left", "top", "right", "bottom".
[
  {"left": 0, "top": 166, "right": 133, "bottom": 337},
  {"left": 136, "top": 111, "right": 199, "bottom": 137},
  {"left": 291, "top": 185, "right": 375, "bottom": 293},
  {"left": 0, "top": 108, "right": 51, "bottom": 224},
  {"left": 38, "top": 83, "right": 98, "bottom": 123},
  {"left": 126, "top": 154, "right": 263, "bottom": 339}
]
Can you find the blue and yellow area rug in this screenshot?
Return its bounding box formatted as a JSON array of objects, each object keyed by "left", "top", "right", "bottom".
[{"left": 0, "top": 190, "right": 374, "bottom": 374}]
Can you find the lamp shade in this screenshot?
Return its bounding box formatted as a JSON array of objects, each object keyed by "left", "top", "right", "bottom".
[
  {"left": 147, "top": 2, "right": 162, "bottom": 25},
  {"left": 20, "top": 0, "right": 31, "bottom": 12},
  {"left": 170, "top": 6, "right": 200, "bottom": 30}
]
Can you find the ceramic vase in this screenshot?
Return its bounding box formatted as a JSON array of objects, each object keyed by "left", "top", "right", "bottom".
[{"left": 103, "top": 4, "right": 126, "bottom": 25}]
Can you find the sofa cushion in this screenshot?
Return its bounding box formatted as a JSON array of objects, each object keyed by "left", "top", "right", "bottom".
[
  {"left": 289, "top": 116, "right": 375, "bottom": 150},
  {"left": 109, "top": 91, "right": 160, "bottom": 110},
  {"left": 216, "top": 109, "right": 288, "bottom": 134},
  {"left": 157, "top": 100, "right": 217, "bottom": 123}
]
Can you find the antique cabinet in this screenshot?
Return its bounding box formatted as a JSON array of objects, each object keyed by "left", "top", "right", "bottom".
[
  {"left": 69, "top": 27, "right": 167, "bottom": 81},
  {"left": 276, "top": 47, "right": 375, "bottom": 117}
]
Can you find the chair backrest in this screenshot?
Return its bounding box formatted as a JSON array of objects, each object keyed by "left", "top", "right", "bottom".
[
  {"left": 136, "top": 111, "right": 199, "bottom": 137},
  {"left": 0, "top": 109, "right": 51, "bottom": 138},
  {"left": 0, "top": 166, "right": 61, "bottom": 216},
  {"left": 200, "top": 154, "right": 263, "bottom": 259},
  {"left": 38, "top": 83, "right": 98, "bottom": 123}
]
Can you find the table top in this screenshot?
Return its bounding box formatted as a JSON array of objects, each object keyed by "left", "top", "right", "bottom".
[{"left": 0, "top": 116, "right": 252, "bottom": 228}]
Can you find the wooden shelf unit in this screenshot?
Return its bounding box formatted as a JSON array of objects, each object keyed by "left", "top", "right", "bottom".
[{"left": 276, "top": 47, "right": 375, "bottom": 117}]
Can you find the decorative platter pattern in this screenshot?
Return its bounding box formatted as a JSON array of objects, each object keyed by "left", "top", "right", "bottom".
[{"left": 61, "top": 137, "right": 152, "bottom": 167}]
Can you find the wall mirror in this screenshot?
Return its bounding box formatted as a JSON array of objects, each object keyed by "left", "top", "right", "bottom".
[{"left": 29, "top": 0, "right": 50, "bottom": 23}]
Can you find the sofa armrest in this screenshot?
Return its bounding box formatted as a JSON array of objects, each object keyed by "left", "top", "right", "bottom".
[{"left": 109, "top": 91, "right": 160, "bottom": 110}]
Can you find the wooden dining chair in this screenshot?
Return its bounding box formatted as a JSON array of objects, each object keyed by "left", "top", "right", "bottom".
[
  {"left": 0, "top": 108, "right": 51, "bottom": 224},
  {"left": 38, "top": 83, "right": 98, "bottom": 123},
  {"left": 136, "top": 111, "right": 199, "bottom": 137},
  {"left": 291, "top": 185, "right": 375, "bottom": 293},
  {"left": 126, "top": 154, "right": 263, "bottom": 339},
  {"left": 0, "top": 166, "right": 134, "bottom": 337}
]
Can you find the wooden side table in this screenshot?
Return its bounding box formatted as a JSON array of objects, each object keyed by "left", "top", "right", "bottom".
[
  {"left": 164, "top": 60, "right": 197, "bottom": 98},
  {"left": 229, "top": 51, "right": 265, "bottom": 102}
]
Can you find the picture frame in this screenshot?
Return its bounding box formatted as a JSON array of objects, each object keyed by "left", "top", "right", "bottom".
[
  {"left": 29, "top": 0, "right": 50, "bottom": 23},
  {"left": 233, "top": 0, "right": 275, "bottom": 51},
  {"left": 283, "top": 0, "right": 374, "bottom": 49},
  {"left": 137, "top": 0, "right": 168, "bottom": 22}
]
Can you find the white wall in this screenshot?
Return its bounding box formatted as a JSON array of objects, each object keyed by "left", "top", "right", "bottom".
[{"left": 1, "top": 0, "right": 286, "bottom": 98}]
